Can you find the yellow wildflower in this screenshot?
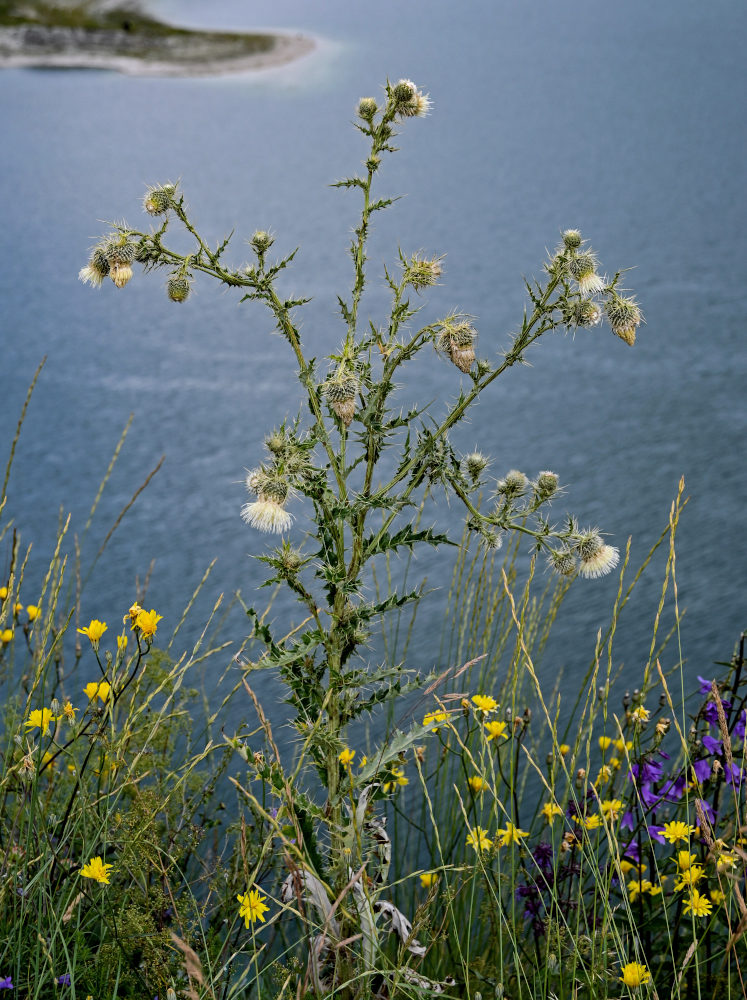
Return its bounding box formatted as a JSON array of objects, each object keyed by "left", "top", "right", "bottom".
[
  {"left": 124, "top": 602, "right": 143, "bottom": 625},
  {"left": 619, "top": 962, "right": 651, "bottom": 988},
  {"left": 419, "top": 872, "right": 438, "bottom": 888},
  {"left": 471, "top": 694, "right": 498, "bottom": 714},
  {"left": 663, "top": 820, "right": 695, "bottom": 844},
  {"left": 584, "top": 814, "right": 602, "bottom": 830},
  {"left": 627, "top": 879, "right": 654, "bottom": 901},
  {"left": 683, "top": 888, "right": 712, "bottom": 917},
  {"left": 614, "top": 739, "right": 633, "bottom": 753},
  {"left": 338, "top": 748, "right": 355, "bottom": 767},
  {"left": 77, "top": 619, "right": 107, "bottom": 648},
  {"left": 237, "top": 888, "right": 269, "bottom": 926},
  {"left": 495, "top": 822, "right": 529, "bottom": 847},
  {"left": 358, "top": 755, "right": 368, "bottom": 768},
  {"left": 423, "top": 710, "right": 448, "bottom": 730},
  {"left": 600, "top": 799, "right": 623, "bottom": 821},
  {"left": 541, "top": 802, "right": 563, "bottom": 825},
  {"left": 609, "top": 756, "right": 621, "bottom": 770},
  {"left": 62, "top": 701, "right": 77, "bottom": 723},
  {"left": 468, "top": 775, "right": 487, "bottom": 794},
  {"left": 558, "top": 744, "right": 570, "bottom": 756},
  {"left": 595, "top": 765, "right": 613, "bottom": 785},
  {"left": 677, "top": 851, "right": 697, "bottom": 871},
  {"left": 0, "top": 586, "right": 7, "bottom": 600},
  {"left": 675, "top": 865, "right": 705, "bottom": 891},
  {"left": 26, "top": 604, "right": 40, "bottom": 622},
  {"left": 83, "top": 681, "right": 111, "bottom": 703},
  {"left": 134, "top": 608, "right": 162, "bottom": 638},
  {"left": 80, "top": 856, "right": 114, "bottom": 884},
  {"left": 484, "top": 720, "right": 508, "bottom": 741},
  {"left": 710, "top": 888, "right": 725, "bottom": 905},
  {"left": 598, "top": 736, "right": 612, "bottom": 751},
  {"left": 1, "top": 629, "right": 13, "bottom": 643},
  {"left": 383, "top": 766, "right": 408, "bottom": 792},
  {"left": 466, "top": 826, "right": 493, "bottom": 852},
  {"left": 116, "top": 634, "right": 128, "bottom": 653},
  {"left": 630, "top": 707, "right": 650, "bottom": 725},
  {"left": 24, "top": 707, "right": 57, "bottom": 736}
]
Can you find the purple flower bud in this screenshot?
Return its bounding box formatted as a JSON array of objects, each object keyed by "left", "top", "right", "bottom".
[
  {"left": 696, "top": 798, "right": 716, "bottom": 824},
  {"left": 55, "top": 975, "right": 71, "bottom": 986},
  {"left": 693, "top": 758, "right": 711, "bottom": 783},
  {"left": 704, "top": 700, "right": 731, "bottom": 725},
  {"left": 0, "top": 978, "right": 13, "bottom": 990},
  {"left": 648, "top": 825, "right": 666, "bottom": 843},
  {"left": 734, "top": 709, "right": 746, "bottom": 740},
  {"left": 698, "top": 675, "right": 715, "bottom": 696},
  {"left": 725, "top": 762, "right": 745, "bottom": 786}
]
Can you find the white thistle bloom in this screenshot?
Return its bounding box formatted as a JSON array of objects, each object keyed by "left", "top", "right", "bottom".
[
  {"left": 78, "top": 264, "right": 106, "bottom": 287},
  {"left": 577, "top": 272, "right": 606, "bottom": 297},
  {"left": 241, "top": 499, "right": 293, "bottom": 534},
  {"left": 578, "top": 544, "right": 619, "bottom": 579}
]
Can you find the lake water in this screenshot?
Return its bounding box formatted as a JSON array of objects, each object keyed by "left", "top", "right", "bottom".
[{"left": 1, "top": 0, "right": 745, "bottom": 741}]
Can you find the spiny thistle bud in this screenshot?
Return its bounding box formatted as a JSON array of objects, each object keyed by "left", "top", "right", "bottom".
[
  {"left": 167, "top": 275, "right": 191, "bottom": 303},
  {"left": 250, "top": 230, "right": 274, "bottom": 255},
  {"left": 78, "top": 245, "right": 110, "bottom": 287},
  {"left": 106, "top": 239, "right": 136, "bottom": 288},
  {"left": 568, "top": 251, "right": 605, "bottom": 297},
  {"left": 566, "top": 298, "right": 602, "bottom": 328},
  {"left": 265, "top": 429, "right": 288, "bottom": 456},
  {"left": 480, "top": 528, "right": 504, "bottom": 552},
  {"left": 366, "top": 155, "right": 381, "bottom": 172},
  {"left": 143, "top": 184, "right": 175, "bottom": 215},
  {"left": 547, "top": 547, "right": 576, "bottom": 577},
  {"left": 464, "top": 451, "right": 489, "bottom": 482},
  {"left": 403, "top": 253, "right": 443, "bottom": 291},
  {"left": 573, "top": 530, "right": 620, "bottom": 579},
  {"left": 437, "top": 318, "right": 477, "bottom": 373},
  {"left": 496, "top": 469, "right": 527, "bottom": 500},
  {"left": 562, "top": 229, "right": 583, "bottom": 250},
  {"left": 357, "top": 96, "right": 378, "bottom": 120},
  {"left": 391, "top": 78, "right": 431, "bottom": 118},
  {"left": 533, "top": 470, "right": 559, "bottom": 503},
  {"left": 110, "top": 262, "right": 133, "bottom": 288},
  {"left": 605, "top": 293, "right": 643, "bottom": 346},
  {"left": 324, "top": 374, "right": 359, "bottom": 427}
]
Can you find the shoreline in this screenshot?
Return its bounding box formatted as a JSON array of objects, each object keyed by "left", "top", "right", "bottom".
[{"left": 0, "top": 25, "right": 316, "bottom": 77}]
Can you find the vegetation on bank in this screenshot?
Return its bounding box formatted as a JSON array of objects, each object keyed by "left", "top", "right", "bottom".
[
  {"left": 1, "top": 77, "right": 744, "bottom": 999},
  {"left": 0, "top": 1, "right": 284, "bottom": 69}
]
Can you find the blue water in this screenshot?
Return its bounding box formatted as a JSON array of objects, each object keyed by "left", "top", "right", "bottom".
[{"left": 1, "top": 0, "right": 746, "bottom": 737}]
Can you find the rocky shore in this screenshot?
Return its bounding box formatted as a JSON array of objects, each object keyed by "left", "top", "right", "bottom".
[{"left": 0, "top": 10, "right": 314, "bottom": 76}]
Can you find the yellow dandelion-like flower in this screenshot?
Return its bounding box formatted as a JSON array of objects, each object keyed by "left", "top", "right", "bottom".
[
  {"left": 419, "top": 872, "right": 438, "bottom": 889},
  {"left": 710, "top": 888, "right": 725, "bottom": 905},
  {"left": 620, "top": 860, "right": 647, "bottom": 876},
  {"left": 383, "top": 766, "right": 408, "bottom": 792},
  {"left": 468, "top": 775, "right": 487, "bottom": 794},
  {"left": 677, "top": 851, "right": 697, "bottom": 871},
  {"left": 358, "top": 755, "right": 368, "bottom": 768},
  {"left": 83, "top": 681, "right": 111, "bottom": 703},
  {"left": 485, "top": 720, "right": 508, "bottom": 741},
  {"left": 683, "top": 888, "right": 712, "bottom": 917},
  {"left": 610, "top": 756, "right": 622, "bottom": 770},
  {"left": 471, "top": 694, "right": 498, "bottom": 713},
  {"left": 237, "top": 888, "right": 270, "bottom": 927},
  {"left": 338, "top": 747, "right": 355, "bottom": 767},
  {"left": 675, "top": 865, "right": 705, "bottom": 891},
  {"left": 62, "top": 701, "right": 77, "bottom": 723},
  {"left": 598, "top": 736, "right": 612, "bottom": 751},
  {"left": 77, "top": 619, "right": 107, "bottom": 649},
  {"left": 584, "top": 814, "right": 602, "bottom": 830},
  {"left": 595, "top": 765, "right": 613, "bottom": 786},
  {"left": 26, "top": 604, "right": 40, "bottom": 622},
  {"left": 0, "top": 628, "right": 13, "bottom": 643},
  {"left": 558, "top": 743, "right": 570, "bottom": 756},
  {"left": 135, "top": 609, "right": 162, "bottom": 639},
  {"left": 423, "top": 710, "right": 448, "bottom": 730},
  {"left": 496, "top": 822, "right": 529, "bottom": 847},
  {"left": 80, "top": 856, "right": 114, "bottom": 884},
  {"left": 627, "top": 879, "right": 654, "bottom": 902},
  {"left": 600, "top": 799, "right": 623, "bottom": 821},
  {"left": 630, "top": 706, "right": 650, "bottom": 725},
  {"left": 542, "top": 802, "right": 563, "bottom": 825},
  {"left": 116, "top": 634, "right": 128, "bottom": 653},
  {"left": 663, "top": 820, "right": 696, "bottom": 844},
  {"left": 614, "top": 739, "right": 633, "bottom": 753},
  {"left": 466, "top": 826, "right": 493, "bottom": 852},
  {"left": 124, "top": 603, "right": 143, "bottom": 625},
  {"left": 24, "top": 707, "right": 57, "bottom": 736},
  {"left": 619, "top": 962, "right": 651, "bottom": 988}
]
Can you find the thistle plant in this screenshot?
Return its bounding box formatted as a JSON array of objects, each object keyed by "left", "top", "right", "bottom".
[{"left": 80, "top": 78, "right": 647, "bottom": 994}]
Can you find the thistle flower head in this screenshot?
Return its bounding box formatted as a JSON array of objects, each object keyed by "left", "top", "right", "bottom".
[
  {"left": 78, "top": 246, "right": 110, "bottom": 287},
  {"left": 357, "top": 96, "right": 378, "bottom": 120},
  {"left": 167, "top": 275, "right": 191, "bottom": 303},
  {"left": 605, "top": 293, "right": 643, "bottom": 346},
  {"left": 403, "top": 253, "right": 443, "bottom": 290},
  {"left": 143, "top": 184, "right": 175, "bottom": 216},
  {"left": 436, "top": 317, "right": 477, "bottom": 373},
  {"left": 390, "top": 79, "right": 431, "bottom": 118},
  {"left": 568, "top": 251, "right": 605, "bottom": 296},
  {"left": 250, "top": 230, "right": 274, "bottom": 255},
  {"left": 242, "top": 470, "right": 293, "bottom": 534},
  {"left": 496, "top": 469, "right": 527, "bottom": 500},
  {"left": 547, "top": 547, "right": 576, "bottom": 577},
  {"left": 567, "top": 298, "right": 603, "bottom": 328},
  {"left": 110, "top": 263, "right": 133, "bottom": 288},
  {"left": 562, "top": 229, "right": 583, "bottom": 250},
  {"left": 533, "top": 470, "right": 559, "bottom": 503},
  {"left": 324, "top": 373, "right": 359, "bottom": 427},
  {"left": 464, "top": 451, "right": 489, "bottom": 482}
]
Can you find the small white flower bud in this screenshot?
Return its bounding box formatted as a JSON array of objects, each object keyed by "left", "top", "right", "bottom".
[
  {"left": 464, "top": 451, "right": 489, "bottom": 482},
  {"left": 496, "top": 470, "right": 527, "bottom": 499},
  {"left": 391, "top": 79, "right": 431, "bottom": 118},
  {"left": 568, "top": 251, "right": 605, "bottom": 297}
]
